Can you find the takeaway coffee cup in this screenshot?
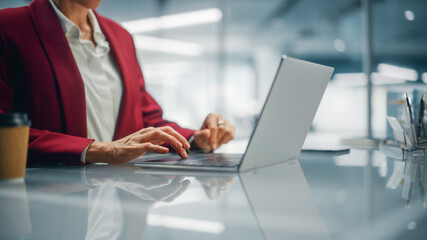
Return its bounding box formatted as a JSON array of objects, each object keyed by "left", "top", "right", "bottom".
[{"left": 0, "top": 113, "right": 31, "bottom": 179}]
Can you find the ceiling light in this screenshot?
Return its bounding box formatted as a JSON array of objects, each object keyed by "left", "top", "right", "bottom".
[
  {"left": 377, "top": 63, "right": 418, "bottom": 81},
  {"left": 333, "top": 39, "right": 346, "bottom": 52},
  {"left": 371, "top": 72, "right": 407, "bottom": 85},
  {"left": 404, "top": 10, "right": 415, "bottom": 21},
  {"left": 133, "top": 35, "right": 203, "bottom": 56},
  {"left": 332, "top": 72, "right": 410, "bottom": 86},
  {"left": 332, "top": 73, "right": 367, "bottom": 87},
  {"left": 122, "top": 8, "right": 223, "bottom": 33},
  {"left": 407, "top": 221, "right": 417, "bottom": 230}
]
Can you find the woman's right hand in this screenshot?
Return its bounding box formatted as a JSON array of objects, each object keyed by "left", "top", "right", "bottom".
[{"left": 85, "top": 126, "right": 191, "bottom": 164}]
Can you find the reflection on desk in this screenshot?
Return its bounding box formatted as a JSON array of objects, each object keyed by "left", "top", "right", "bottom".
[
  {"left": 0, "top": 161, "right": 329, "bottom": 240},
  {"left": 299, "top": 149, "right": 427, "bottom": 240},
  {"left": 3, "top": 142, "right": 427, "bottom": 239},
  {"left": 386, "top": 158, "right": 427, "bottom": 209},
  {"left": 6, "top": 147, "right": 427, "bottom": 240}
]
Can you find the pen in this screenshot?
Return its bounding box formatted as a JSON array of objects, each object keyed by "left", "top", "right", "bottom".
[
  {"left": 405, "top": 93, "right": 414, "bottom": 123},
  {"left": 405, "top": 93, "right": 417, "bottom": 147},
  {"left": 417, "top": 95, "right": 426, "bottom": 142}
]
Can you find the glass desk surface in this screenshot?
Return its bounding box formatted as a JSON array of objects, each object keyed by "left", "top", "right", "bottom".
[{"left": 1, "top": 148, "right": 426, "bottom": 240}]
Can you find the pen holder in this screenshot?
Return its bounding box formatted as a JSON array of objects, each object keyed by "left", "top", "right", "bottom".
[
  {"left": 383, "top": 92, "right": 427, "bottom": 161},
  {"left": 380, "top": 140, "right": 427, "bottom": 161}
]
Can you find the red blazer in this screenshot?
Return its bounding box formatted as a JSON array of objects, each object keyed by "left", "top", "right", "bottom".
[{"left": 0, "top": 0, "right": 195, "bottom": 166}]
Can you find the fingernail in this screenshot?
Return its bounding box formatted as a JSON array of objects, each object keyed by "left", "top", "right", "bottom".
[
  {"left": 185, "top": 142, "right": 191, "bottom": 149},
  {"left": 213, "top": 144, "right": 217, "bottom": 150}
]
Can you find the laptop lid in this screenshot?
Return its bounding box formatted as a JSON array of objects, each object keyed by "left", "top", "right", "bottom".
[{"left": 239, "top": 56, "right": 334, "bottom": 171}]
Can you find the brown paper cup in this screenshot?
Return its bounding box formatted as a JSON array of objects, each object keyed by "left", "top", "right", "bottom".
[{"left": 0, "top": 117, "right": 30, "bottom": 179}]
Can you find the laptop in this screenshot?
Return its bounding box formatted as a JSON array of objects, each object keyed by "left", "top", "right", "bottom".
[{"left": 130, "top": 56, "right": 334, "bottom": 172}]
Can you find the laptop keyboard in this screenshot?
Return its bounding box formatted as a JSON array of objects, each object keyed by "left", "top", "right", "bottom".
[
  {"left": 145, "top": 153, "right": 243, "bottom": 168},
  {"left": 180, "top": 154, "right": 243, "bottom": 167}
]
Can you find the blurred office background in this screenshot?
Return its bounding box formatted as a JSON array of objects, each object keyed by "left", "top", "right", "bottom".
[{"left": 2, "top": 0, "right": 427, "bottom": 141}]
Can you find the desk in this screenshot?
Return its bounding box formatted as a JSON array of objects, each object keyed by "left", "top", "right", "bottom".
[{"left": 1, "top": 148, "right": 427, "bottom": 239}]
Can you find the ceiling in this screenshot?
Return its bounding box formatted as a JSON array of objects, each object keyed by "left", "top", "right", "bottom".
[{"left": 2, "top": 0, "right": 427, "bottom": 72}]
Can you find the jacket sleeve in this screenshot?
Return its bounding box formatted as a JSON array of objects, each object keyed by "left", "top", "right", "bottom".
[
  {"left": 27, "top": 129, "right": 93, "bottom": 166},
  {"left": 0, "top": 28, "right": 93, "bottom": 166}
]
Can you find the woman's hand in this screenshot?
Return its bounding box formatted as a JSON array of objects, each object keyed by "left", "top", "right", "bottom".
[
  {"left": 193, "top": 113, "right": 235, "bottom": 152},
  {"left": 85, "top": 126, "right": 190, "bottom": 164}
]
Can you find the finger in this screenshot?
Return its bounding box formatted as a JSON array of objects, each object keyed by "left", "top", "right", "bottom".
[
  {"left": 159, "top": 126, "right": 191, "bottom": 149},
  {"left": 218, "top": 133, "right": 227, "bottom": 145},
  {"left": 150, "top": 140, "right": 164, "bottom": 145},
  {"left": 145, "top": 129, "right": 183, "bottom": 150},
  {"left": 140, "top": 143, "right": 169, "bottom": 154},
  {"left": 176, "top": 147, "right": 188, "bottom": 159},
  {"left": 215, "top": 114, "right": 227, "bottom": 148},
  {"left": 145, "top": 129, "right": 188, "bottom": 157},
  {"left": 205, "top": 114, "right": 220, "bottom": 150},
  {"left": 193, "top": 129, "right": 211, "bottom": 150},
  {"left": 218, "top": 123, "right": 234, "bottom": 145},
  {"left": 219, "top": 132, "right": 233, "bottom": 145},
  {"left": 112, "top": 143, "right": 169, "bottom": 164},
  {"left": 194, "top": 129, "right": 211, "bottom": 140},
  {"left": 139, "top": 129, "right": 187, "bottom": 158},
  {"left": 217, "top": 125, "right": 227, "bottom": 145}
]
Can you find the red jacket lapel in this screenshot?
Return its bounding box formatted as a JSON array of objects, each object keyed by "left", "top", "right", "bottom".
[{"left": 28, "top": 0, "right": 87, "bottom": 137}]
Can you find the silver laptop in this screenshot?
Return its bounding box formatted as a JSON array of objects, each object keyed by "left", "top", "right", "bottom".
[{"left": 130, "top": 56, "right": 334, "bottom": 172}]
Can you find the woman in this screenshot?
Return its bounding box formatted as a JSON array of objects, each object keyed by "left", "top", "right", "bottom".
[{"left": 0, "top": 0, "right": 234, "bottom": 165}]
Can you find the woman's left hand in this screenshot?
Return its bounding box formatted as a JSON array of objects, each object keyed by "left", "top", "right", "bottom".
[{"left": 192, "top": 113, "right": 235, "bottom": 152}]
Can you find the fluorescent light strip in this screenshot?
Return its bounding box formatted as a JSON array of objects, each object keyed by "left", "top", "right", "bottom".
[
  {"left": 332, "top": 72, "right": 408, "bottom": 86},
  {"left": 134, "top": 35, "right": 203, "bottom": 56},
  {"left": 332, "top": 73, "right": 367, "bottom": 87},
  {"left": 371, "top": 72, "right": 407, "bottom": 85},
  {"left": 378, "top": 63, "right": 418, "bottom": 81},
  {"left": 122, "top": 8, "right": 222, "bottom": 33},
  {"left": 147, "top": 214, "right": 225, "bottom": 234}
]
